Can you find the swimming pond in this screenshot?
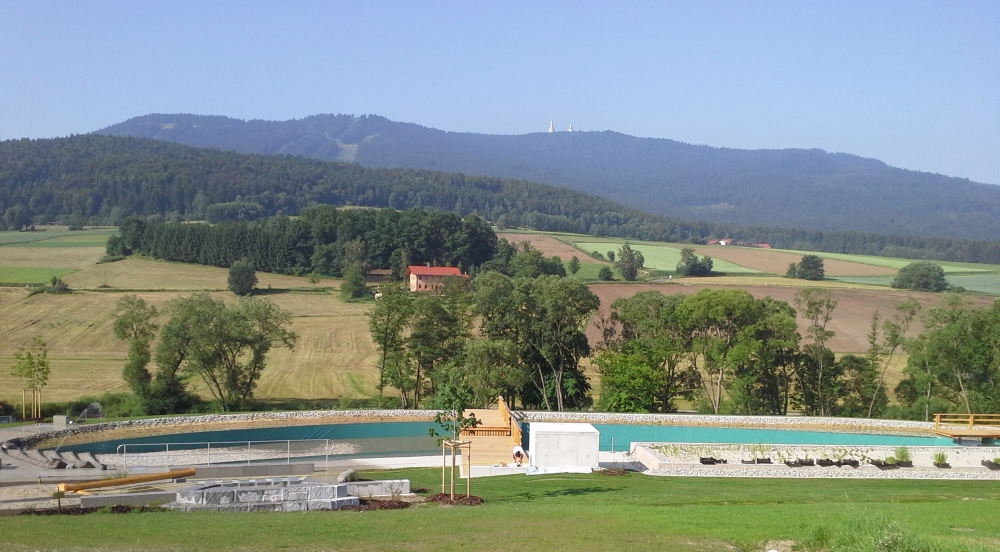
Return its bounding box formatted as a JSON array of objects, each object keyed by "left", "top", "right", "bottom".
[{"left": 56, "top": 419, "right": 955, "bottom": 458}]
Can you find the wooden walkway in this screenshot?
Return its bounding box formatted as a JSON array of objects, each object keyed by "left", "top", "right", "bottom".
[
  {"left": 933, "top": 413, "right": 1000, "bottom": 440},
  {"left": 460, "top": 398, "right": 523, "bottom": 465}
]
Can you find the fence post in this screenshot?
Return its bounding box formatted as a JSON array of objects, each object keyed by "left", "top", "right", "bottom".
[
  {"left": 166, "top": 443, "right": 170, "bottom": 471},
  {"left": 325, "top": 439, "right": 329, "bottom": 471},
  {"left": 247, "top": 442, "right": 251, "bottom": 465},
  {"left": 287, "top": 441, "right": 291, "bottom": 464},
  {"left": 207, "top": 442, "right": 211, "bottom": 466}
]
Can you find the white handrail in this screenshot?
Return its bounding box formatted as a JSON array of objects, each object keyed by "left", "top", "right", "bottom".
[{"left": 115, "top": 438, "right": 335, "bottom": 471}]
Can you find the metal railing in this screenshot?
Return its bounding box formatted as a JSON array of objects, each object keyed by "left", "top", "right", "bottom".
[{"left": 115, "top": 439, "right": 338, "bottom": 471}]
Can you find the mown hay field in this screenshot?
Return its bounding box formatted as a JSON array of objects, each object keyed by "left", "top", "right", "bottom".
[
  {"left": 0, "top": 266, "right": 77, "bottom": 284},
  {"left": 0, "top": 246, "right": 106, "bottom": 268}
]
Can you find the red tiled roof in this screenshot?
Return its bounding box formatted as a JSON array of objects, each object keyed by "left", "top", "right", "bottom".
[{"left": 406, "top": 266, "right": 468, "bottom": 277}]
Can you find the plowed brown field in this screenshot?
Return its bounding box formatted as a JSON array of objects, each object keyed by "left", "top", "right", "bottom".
[{"left": 683, "top": 245, "right": 896, "bottom": 276}]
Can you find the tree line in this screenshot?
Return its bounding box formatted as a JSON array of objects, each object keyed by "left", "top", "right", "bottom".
[
  {"left": 4, "top": 134, "right": 1000, "bottom": 264},
  {"left": 110, "top": 206, "right": 497, "bottom": 277}
]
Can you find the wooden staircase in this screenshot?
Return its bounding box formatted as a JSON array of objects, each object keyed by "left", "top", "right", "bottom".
[{"left": 460, "top": 397, "right": 523, "bottom": 466}]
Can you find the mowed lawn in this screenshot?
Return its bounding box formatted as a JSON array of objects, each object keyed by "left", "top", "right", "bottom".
[{"left": 3, "top": 470, "right": 999, "bottom": 551}]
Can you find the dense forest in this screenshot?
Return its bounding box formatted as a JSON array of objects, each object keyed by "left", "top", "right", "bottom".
[
  {"left": 99, "top": 113, "right": 1000, "bottom": 240},
  {"left": 115, "top": 206, "right": 497, "bottom": 277},
  {"left": 5, "top": 134, "right": 1000, "bottom": 264}
]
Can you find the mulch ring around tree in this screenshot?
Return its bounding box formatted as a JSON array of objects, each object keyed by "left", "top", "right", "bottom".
[
  {"left": 426, "top": 493, "right": 484, "bottom": 506},
  {"left": 598, "top": 468, "right": 630, "bottom": 476},
  {"left": 343, "top": 499, "right": 411, "bottom": 511}
]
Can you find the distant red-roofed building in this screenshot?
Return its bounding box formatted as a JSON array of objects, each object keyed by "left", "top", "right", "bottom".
[
  {"left": 756, "top": 243, "right": 772, "bottom": 249},
  {"left": 708, "top": 239, "right": 733, "bottom": 246},
  {"left": 406, "top": 266, "right": 469, "bottom": 292}
]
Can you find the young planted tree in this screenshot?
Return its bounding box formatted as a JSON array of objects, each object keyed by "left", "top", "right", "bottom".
[{"left": 12, "top": 337, "right": 50, "bottom": 415}]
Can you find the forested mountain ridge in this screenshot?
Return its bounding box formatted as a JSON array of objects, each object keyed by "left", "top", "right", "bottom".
[
  {"left": 97, "top": 113, "right": 1000, "bottom": 241},
  {"left": 4, "top": 134, "right": 1000, "bottom": 264}
]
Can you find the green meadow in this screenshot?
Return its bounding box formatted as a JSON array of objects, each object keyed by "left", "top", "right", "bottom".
[
  {"left": 0, "top": 266, "right": 76, "bottom": 284},
  {"left": 574, "top": 241, "right": 760, "bottom": 274},
  {"left": 2, "top": 469, "right": 998, "bottom": 551}
]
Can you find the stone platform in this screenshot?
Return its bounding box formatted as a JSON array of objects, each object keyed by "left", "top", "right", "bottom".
[{"left": 165, "top": 480, "right": 359, "bottom": 512}]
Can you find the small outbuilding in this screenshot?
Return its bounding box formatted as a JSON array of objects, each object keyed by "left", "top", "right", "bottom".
[{"left": 527, "top": 422, "right": 600, "bottom": 471}]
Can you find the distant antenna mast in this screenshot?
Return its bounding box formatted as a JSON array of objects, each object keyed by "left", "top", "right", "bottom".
[
  {"left": 548, "top": 121, "right": 554, "bottom": 133},
  {"left": 568, "top": 124, "right": 573, "bottom": 132}
]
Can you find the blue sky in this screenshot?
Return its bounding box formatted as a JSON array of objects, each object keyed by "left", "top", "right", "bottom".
[{"left": 1, "top": 1, "right": 997, "bottom": 184}]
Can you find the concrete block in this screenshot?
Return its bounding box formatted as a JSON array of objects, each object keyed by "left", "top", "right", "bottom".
[
  {"left": 247, "top": 503, "right": 277, "bottom": 512},
  {"left": 236, "top": 489, "right": 264, "bottom": 503},
  {"left": 333, "top": 497, "right": 360, "bottom": 509},
  {"left": 307, "top": 486, "right": 332, "bottom": 500},
  {"left": 307, "top": 500, "right": 333, "bottom": 510},
  {"left": 53, "top": 415, "right": 68, "bottom": 429},
  {"left": 81, "top": 492, "right": 177, "bottom": 509},
  {"left": 279, "top": 501, "right": 308, "bottom": 512},
  {"left": 202, "top": 490, "right": 235, "bottom": 505},
  {"left": 284, "top": 487, "right": 309, "bottom": 501},
  {"left": 261, "top": 488, "right": 284, "bottom": 502}
]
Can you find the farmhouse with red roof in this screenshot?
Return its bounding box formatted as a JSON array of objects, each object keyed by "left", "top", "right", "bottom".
[{"left": 406, "top": 265, "right": 469, "bottom": 292}]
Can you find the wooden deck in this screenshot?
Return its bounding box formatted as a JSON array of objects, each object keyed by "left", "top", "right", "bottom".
[
  {"left": 932, "top": 414, "right": 1000, "bottom": 440},
  {"left": 459, "top": 398, "right": 523, "bottom": 465}
]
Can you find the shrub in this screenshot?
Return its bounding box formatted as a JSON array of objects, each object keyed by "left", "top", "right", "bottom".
[
  {"left": 884, "top": 456, "right": 897, "bottom": 465},
  {"left": 598, "top": 267, "right": 613, "bottom": 281},
  {"left": 892, "top": 262, "right": 949, "bottom": 292},
  {"left": 97, "top": 255, "right": 126, "bottom": 264},
  {"left": 933, "top": 451, "right": 948, "bottom": 465}
]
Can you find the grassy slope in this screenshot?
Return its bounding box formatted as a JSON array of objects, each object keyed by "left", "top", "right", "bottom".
[
  {"left": 0, "top": 254, "right": 376, "bottom": 403},
  {"left": 574, "top": 240, "right": 760, "bottom": 274},
  {"left": 3, "top": 470, "right": 999, "bottom": 551}
]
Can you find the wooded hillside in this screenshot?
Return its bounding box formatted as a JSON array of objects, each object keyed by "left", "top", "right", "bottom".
[
  {"left": 99, "top": 113, "right": 1000, "bottom": 240},
  {"left": 4, "top": 134, "right": 1000, "bottom": 264}
]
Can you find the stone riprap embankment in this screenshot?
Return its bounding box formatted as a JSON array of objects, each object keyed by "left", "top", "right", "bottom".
[
  {"left": 632, "top": 444, "right": 1000, "bottom": 480},
  {"left": 3, "top": 409, "right": 439, "bottom": 450},
  {"left": 517, "top": 411, "right": 936, "bottom": 435}
]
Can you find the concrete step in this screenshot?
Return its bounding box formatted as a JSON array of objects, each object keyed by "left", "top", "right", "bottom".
[{"left": 78, "top": 451, "right": 107, "bottom": 470}]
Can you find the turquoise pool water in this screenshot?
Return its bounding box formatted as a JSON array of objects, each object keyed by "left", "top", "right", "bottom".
[
  {"left": 59, "top": 421, "right": 441, "bottom": 457},
  {"left": 591, "top": 424, "right": 956, "bottom": 451},
  {"left": 56, "top": 420, "right": 955, "bottom": 457}
]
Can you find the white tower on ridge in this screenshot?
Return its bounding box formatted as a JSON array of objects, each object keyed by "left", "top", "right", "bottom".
[
  {"left": 568, "top": 124, "right": 573, "bottom": 132},
  {"left": 548, "top": 121, "right": 554, "bottom": 133}
]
